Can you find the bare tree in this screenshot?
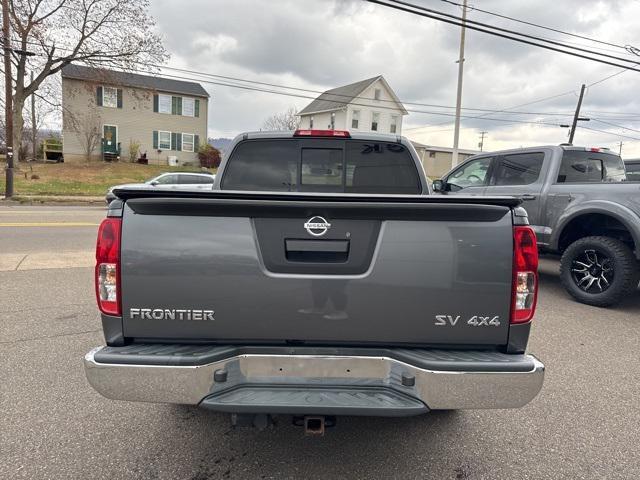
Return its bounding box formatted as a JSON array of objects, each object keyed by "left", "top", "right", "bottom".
[
  {"left": 5, "top": 0, "right": 167, "bottom": 163},
  {"left": 262, "top": 106, "right": 301, "bottom": 131},
  {"left": 66, "top": 109, "right": 100, "bottom": 161},
  {"left": 22, "top": 82, "right": 59, "bottom": 160}
]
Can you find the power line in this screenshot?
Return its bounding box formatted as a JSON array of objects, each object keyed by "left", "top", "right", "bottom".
[
  {"left": 406, "top": 66, "right": 632, "bottom": 133},
  {"left": 10, "top": 31, "right": 638, "bottom": 125},
  {"left": 590, "top": 118, "right": 640, "bottom": 135},
  {"left": 387, "top": 0, "right": 640, "bottom": 67},
  {"left": 439, "top": 0, "right": 634, "bottom": 52},
  {"left": 10, "top": 24, "right": 640, "bottom": 138},
  {"left": 578, "top": 124, "right": 640, "bottom": 141},
  {"left": 146, "top": 68, "right": 566, "bottom": 127},
  {"left": 586, "top": 68, "right": 629, "bottom": 87},
  {"left": 7, "top": 36, "right": 586, "bottom": 118},
  {"left": 159, "top": 64, "right": 579, "bottom": 116},
  {"left": 367, "top": 0, "right": 640, "bottom": 72}
]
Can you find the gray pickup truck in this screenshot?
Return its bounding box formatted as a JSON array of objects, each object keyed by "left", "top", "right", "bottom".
[
  {"left": 433, "top": 145, "right": 640, "bottom": 307},
  {"left": 85, "top": 130, "right": 544, "bottom": 432}
]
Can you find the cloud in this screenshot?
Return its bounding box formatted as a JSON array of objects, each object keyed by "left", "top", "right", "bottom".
[{"left": 150, "top": 0, "right": 640, "bottom": 156}]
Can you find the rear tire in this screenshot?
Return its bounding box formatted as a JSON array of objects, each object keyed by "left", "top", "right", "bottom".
[{"left": 560, "top": 236, "right": 639, "bottom": 307}]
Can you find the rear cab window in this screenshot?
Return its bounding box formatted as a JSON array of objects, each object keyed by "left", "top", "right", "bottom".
[
  {"left": 625, "top": 161, "right": 640, "bottom": 181},
  {"left": 557, "top": 150, "right": 626, "bottom": 183},
  {"left": 221, "top": 138, "right": 422, "bottom": 194}
]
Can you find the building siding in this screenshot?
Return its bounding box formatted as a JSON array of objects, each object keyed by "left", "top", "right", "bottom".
[
  {"left": 414, "top": 148, "right": 477, "bottom": 178},
  {"left": 62, "top": 78, "right": 208, "bottom": 165}
]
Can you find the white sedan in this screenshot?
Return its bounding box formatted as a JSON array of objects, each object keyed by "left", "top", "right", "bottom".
[{"left": 106, "top": 172, "right": 215, "bottom": 204}]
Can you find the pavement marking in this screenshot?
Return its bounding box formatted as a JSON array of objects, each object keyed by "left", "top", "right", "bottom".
[
  {"left": 0, "top": 250, "right": 94, "bottom": 271},
  {"left": 0, "top": 222, "right": 99, "bottom": 227}
]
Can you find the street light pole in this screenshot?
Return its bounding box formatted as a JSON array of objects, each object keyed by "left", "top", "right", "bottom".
[
  {"left": 451, "top": 0, "right": 468, "bottom": 169},
  {"left": 2, "top": 0, "right": 14, "bottom": 198}
]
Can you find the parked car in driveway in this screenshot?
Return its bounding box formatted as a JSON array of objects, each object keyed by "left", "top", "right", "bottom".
[
  {"left": 433, "top": 145, "right": 640, "bottom": 307},
  {"left": 625, "top": 158, "right": 640, "bottom": 181},
  {"left": 84, "top": 130, "right": 544, "bottom": 433},
  {"left": 105, "top": 172, "right": 215, "bottom": 204}
]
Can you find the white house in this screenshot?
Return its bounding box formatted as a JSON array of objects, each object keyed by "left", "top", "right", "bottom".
[{"left": 297, "top": 76, "right": 408, "bottom": 135}]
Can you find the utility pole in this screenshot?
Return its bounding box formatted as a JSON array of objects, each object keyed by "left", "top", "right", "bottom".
[
  {"left": 618, "top": 140, "right": 623, "bottom": 156},
  {"left": 451, "top": 0, "right": 468, "bottom": 169},
  {"left": 31, "top": 71, "right": 36, "bottom": 161},
  {"left": 2, "top": 0, "right": 14, "bottom": 197},
  {"left": 568, "top": 84, "right": 589, "bottom": 145},
  {"left": 478, "top": 131, "right": 488, "bottom": 152}
]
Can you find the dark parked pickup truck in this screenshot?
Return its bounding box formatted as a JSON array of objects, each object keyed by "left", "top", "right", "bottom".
[
  {"left": 85, "top": 130, "right": 544, "bottom": 432},
  {"left": 433, "top": 145, "right": 640, "bottom": 307}
]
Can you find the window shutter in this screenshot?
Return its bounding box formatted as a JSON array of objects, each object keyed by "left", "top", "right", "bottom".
[
  {"left": 171, "top": 132, "right": 177, "bottom": 151},
  {"left": 194, "top": 99, "right": 200, "bottom": 117},
  {"left": 177, "top": 96, "right": 182, "bottom": 116},
  {"left": 116, "top": 89, "right": 123, "bottom": 108},
  {"left": 176, "top": 133, "right": 182, "bottom": 151},
  {"left": 96, "top": 86, "right": 103, "bottom": 106},
  {"left": 153, "top": 94, "right": 159, "bottom": 113},
  {"left": 194, "top": 135, "right": 200, "bottom": 152},
  {"left": 152, "top": 130, "right": 158, "bottom": 149}
]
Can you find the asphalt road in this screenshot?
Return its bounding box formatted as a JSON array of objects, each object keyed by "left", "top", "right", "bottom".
[{"left": 1, "top": 205, "right": 639, "bottom": 479}]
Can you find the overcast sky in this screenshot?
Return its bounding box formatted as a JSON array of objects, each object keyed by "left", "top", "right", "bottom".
[{"left": 150, "top": 0, "right": 640, "bottom": 157}]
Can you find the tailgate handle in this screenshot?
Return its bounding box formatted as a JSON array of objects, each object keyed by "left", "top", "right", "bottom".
[
  {"left": 285, "top": 239, "right": 349, "bottom": 253},
  {"left": 285, "top": 239, "right": 350, "bottom": 263}
]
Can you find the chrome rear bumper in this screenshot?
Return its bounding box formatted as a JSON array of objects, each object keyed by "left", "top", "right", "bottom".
[{"left": 84, "top": 346, "right": 544, "bottom": 414}]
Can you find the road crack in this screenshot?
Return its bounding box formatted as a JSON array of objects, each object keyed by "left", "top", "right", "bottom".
[{"left": 14, "top": 254, "right": 28, "bottom": 271}]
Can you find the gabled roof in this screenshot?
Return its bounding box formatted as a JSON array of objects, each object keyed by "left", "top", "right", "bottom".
[
  {"left": 61, "top": 64, "right": 209, "bottom": 98},
  {"left": 298, "top": 75, "right": 407, "bottom": 115}
]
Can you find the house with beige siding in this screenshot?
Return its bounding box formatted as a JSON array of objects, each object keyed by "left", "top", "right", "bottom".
[
  {"left": 61, "top": 65, "right": 209, "bottom": 165},
  {"left": 297, "top": 76, "right": 407, "bottom": 135},
  {"left": 411, "top": 141, "right": 479, "bottom": 178}
]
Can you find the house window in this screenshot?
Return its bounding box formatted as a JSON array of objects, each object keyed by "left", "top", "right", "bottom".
[
  {"left": 182, "top": 98, "right": 195, "bottom": 117},
  {"left": 390, "top": 115, "right": 398, "bottom": 134},
  {"left": 158, "top": 131, "right": 171, "bottom": 150},
  {"left": 158, "top": 94, "right": 172, "bottom": 114},
  {"left": 330, "top": 112, "right": 335, "bottom": 129},
  {"left": 371, "top": 112, "right": 380, "bottom": 131},
  {"left": 310, "top": 116, "right": 314, "bottom": 128},
  {"left": 103, "top": 87, "right": 118, "bottom": 108},
  {"left": 182, "top": 133, "right": 195, "bottom": 152},
  {"left": 352, "top": 110, "right": 360, "bottom": 129},
  {"left": 374, "top": 88, "right": 381, "bottom": 101}
]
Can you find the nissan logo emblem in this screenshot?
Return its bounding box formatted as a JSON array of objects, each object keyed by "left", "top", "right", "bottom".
[{"left": 304, "top": 216, "right": 331, "bottom": 237}]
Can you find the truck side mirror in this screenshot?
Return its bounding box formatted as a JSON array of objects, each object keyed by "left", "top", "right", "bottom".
[{"left": 432, "top": 179, "right": 444, "bottom": 192}]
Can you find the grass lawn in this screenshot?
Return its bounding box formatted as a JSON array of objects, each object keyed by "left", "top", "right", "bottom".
[{"left": 0, "top": 162, "right": 215, "bottom": 197}]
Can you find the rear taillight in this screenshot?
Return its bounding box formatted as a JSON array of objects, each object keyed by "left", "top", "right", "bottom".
[
  {"left": 95, "top": 218, "right": 121, "bottom": 316},
  {"left": 511, "top": 226, "right": 538, "bottom": 324},
  {"left": 293, "top": 129, "right": 351, "bottom": 138}
]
